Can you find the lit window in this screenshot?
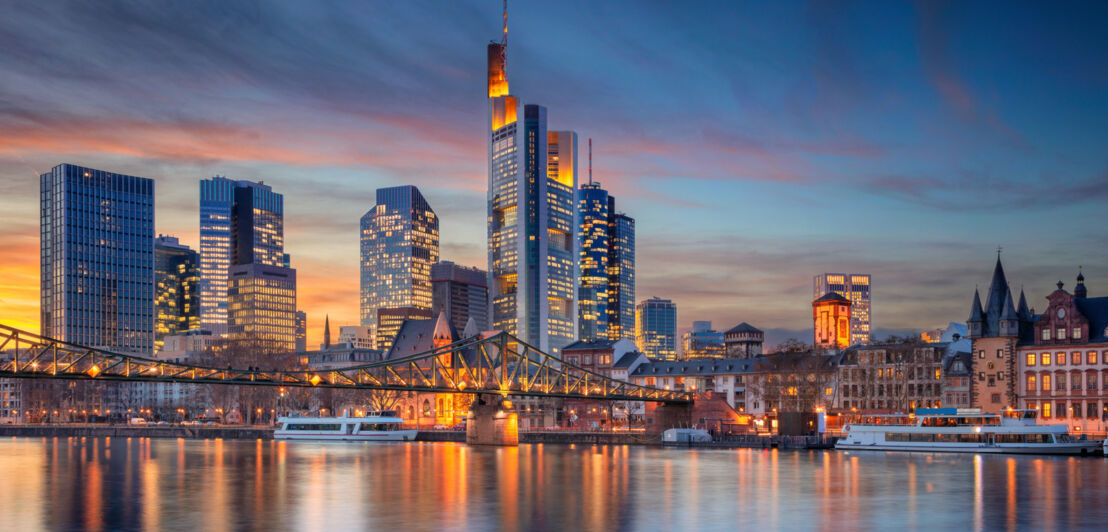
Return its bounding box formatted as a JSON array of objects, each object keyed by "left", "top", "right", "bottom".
[
  {"left": 1042, "top": 329, "right": 1051, "bottom": 341},
  {"left": 1056, "top": 353, "right": 1066, "bottom": 366},
  {"left": 1027, "top": 374, "right": 1036, "bottom": 391},
  {"left": 1072, "top": 352, "right": 1082, "bottom": 365},
  {"left": 1041, "top": 353, "right": 1051, "bottom": 366},
  {"left": 1043, "top": 374, "right": 1052, "bottom": 391},
  {"left": 1042, "top": 402, "right": 1051, "bottom": 418},
  {"left": 1027, "top": 353, "right": 1036, "bottom": 367},
  {"left": 1057, "top": 328, "right": 1066, "bottom": 340},
  {"left": 1074, "top": 328, "right": 1082, "bottom": 340},
  {"left": 1089, "top": 352, "right": 1099, "bottom": 365}
]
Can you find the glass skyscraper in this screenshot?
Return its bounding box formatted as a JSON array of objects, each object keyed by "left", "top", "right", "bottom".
[
  {"left": 487, "top": 36, "right": 578, "bottom": 355},
  {"left": 360, "top": 186, "right": 439, "bottom": 348},
  {"left": 576, "top": 181, "right": 636, "bottom": 342},
  {"left": 636, "top": 297, "right": 677, "bottom": 361},
  {"left": 40, "top": 163, "right": 155, "bottom": 353},
  {"left": 154, "top": 235, "right": 199, "bottom": 353},
  {"left": 200, "top": 177, "right": 295, "bottom": 348},
  {"left": 431, "top": 261, "right": 489, "bottom": 334},
  {"left": 813, "top": 273, "right": 872, "bottom": 346}
]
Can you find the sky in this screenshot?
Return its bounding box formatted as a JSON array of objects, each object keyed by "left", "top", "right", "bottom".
[{"left": 0, "top": 1, "right": 1106, "bottom": 349}]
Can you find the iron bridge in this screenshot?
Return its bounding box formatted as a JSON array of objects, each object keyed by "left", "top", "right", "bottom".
[{"left": 0, "top": 325, "right": 692, "bottom": 404}]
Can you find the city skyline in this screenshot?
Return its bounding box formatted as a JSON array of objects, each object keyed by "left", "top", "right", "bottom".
[{"left": 1, "top": 2, "right": 1107, "bottom": 349}]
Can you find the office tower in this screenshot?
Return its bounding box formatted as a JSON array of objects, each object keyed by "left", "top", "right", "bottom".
[
  {"left": 228, "top": 263, "right": 297, "bottom": 349},
  {"left": 432, "top": 261, "right": 489, "bottom": 334},
  {"left": 681, "top": 321, "right": 726, "bottom": 359},
  {"left": 360, "top": 186, "right": 439, "bottom": 348},
  {"left": 295, "top": 311, "right": 307, "bottom": 352},
  {"left": 199, "top": 177, "right": 287, "bottom": 336},
  {"left": 154, "top": 235, "right": 200, "bottom": 353},
  {"left": 813, "top": 292, "right": 851, "bottom": 349},
  {"left": 576, "top": 169, "right": 636, "bottom": 342},
  {"left": 607, "top": 205, "right": 635, "bottom": 341},
  {"left": 337, "top": 325, "right": 374, "bottom": 349},
  {"left": 41, "top": 163, "right": 155, "bottom": 353},
  {"left": 635, "top": 297, "right": 677, "bottom": 361},
  {"left": 813, "top": 273, "right": 872, "bottom": 345},
  {"left": 375, "top": 307, "right": 435, "bottom": 353},
  {"left": 487, "top": 26, "right": 578, "bottom": 355}
]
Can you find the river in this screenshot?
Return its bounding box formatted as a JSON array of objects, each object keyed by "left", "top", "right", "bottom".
[{"left": 0, "top": 437, "right": 1105, "bottom": 531}]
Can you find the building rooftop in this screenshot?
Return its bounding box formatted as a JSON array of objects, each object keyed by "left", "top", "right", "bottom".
[
  {"left": 813, "top": 292, "right": 850, "bottom": 304},
  {"left": 1075, "top": 296, "right": 1108, "bottom": 342},
  {"left": 725, "top": 322, "right": 762, "bottom": 334}
]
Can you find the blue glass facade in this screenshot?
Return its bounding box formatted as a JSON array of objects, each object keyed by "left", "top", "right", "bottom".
[
  {"left": 154, "top": 235, "right": 199, "bottom": 353},
  {"left": 636, "top": 297, "right": 677, "bottom": 361},
  {"left": 576, "top": 184, "right": 636, "bottom": 342},
  {"left": 360, "top": 186, "right": 439, "bottom": 347},
  {"left": 607, "top": 209, "right": 635, "bottom": 341},
  {"left": 40, "top": 163, "right": 155, "bottom": 354}
]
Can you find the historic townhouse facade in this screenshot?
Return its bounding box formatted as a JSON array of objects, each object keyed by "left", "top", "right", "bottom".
[{"left": 1017, "top": 271, "right": 1108, "bottom": 432}]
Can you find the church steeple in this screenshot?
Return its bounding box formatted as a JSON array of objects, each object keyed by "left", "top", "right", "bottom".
[
  {"left": 323, "top": 314, "right": 331, "bottom": 348},
  {"left": 1075, "top": 267, "right": 1088, "bottom": 299}
]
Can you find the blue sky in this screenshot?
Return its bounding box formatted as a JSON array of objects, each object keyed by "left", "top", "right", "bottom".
[{"left": 0, "top": 1, "right": 1105, "bottom": 346}]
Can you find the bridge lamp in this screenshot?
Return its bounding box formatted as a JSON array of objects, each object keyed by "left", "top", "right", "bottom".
[
  {"left": 87, "top": 365, "right": 101, "bottom": 378},
  {"left": 30, "top": 362, "right": 37, "bottom": 369},
  {"left": 309, "top": 375, "right": 322, "bottom": 386}
]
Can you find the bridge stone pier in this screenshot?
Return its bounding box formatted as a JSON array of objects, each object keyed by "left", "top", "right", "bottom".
[
  {"left": 644, "top": 401, "right": 695, "bottom": 435},
  {"left": 466, "top": 394, "right": 519, "bottom": 446}
]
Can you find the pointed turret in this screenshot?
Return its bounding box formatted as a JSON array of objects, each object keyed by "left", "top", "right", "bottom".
[
  {"left": 1017, "top": 289, "right": 1031, "bottom": 320},
  {"left": 323, "top": 314, "right": 331, "bottom": 348},
  {"left": 1075, "top": 268, "right": 1087, "bottom": 299},
  {"left": 968, "top": 289, "right": 985, "bottom": 339},
  {"left": 984, "top": 255, "right": 1010, "bottom": 328},
  {"left": 462, "top": 316, "right": 479, "bottom": 338},
  {"left": 999, "top": 291, "right": 1019, "bottom": 337},
  {"left": 432, "top": 309, "right": 454, "bottom": 347}
]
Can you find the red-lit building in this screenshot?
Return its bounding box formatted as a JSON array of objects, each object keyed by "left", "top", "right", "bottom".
[{"left": 813, "top": 292, "right": 852, "bottom": 350}]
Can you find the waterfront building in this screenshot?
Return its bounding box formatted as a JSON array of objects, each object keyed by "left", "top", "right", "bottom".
[
  {"left": 375, "top": 307, "right": 434, "bottom": 353},
  {"left": 724, "top": 322, "right": 764, "bottom": 358},
  {"left": 630, "top": 358, "right": 756, "bottom": 414},
  {"left": 42, "top": 164, "right": 155, "bottom": 353},
  {"left": 635, "top": 298, "right": 678, "bottom": 361},
  {"left": 155, "top": 235, "right": 199, "bottom": 353},
  {"left": 943, "top": 351, "right": 974, "bottom": 409},
  {"left": 486, "top": 21, "right": 578, "bottom": 356},
  {"left": 813, "top": 293, "right": 852, "bottom": 350},
  {"left": 965, "top": 256, "right": 1036, "bottom": 413},
  {"left": 228, "top": 263, "right": 297, "bottom": 350},
  {"left": 337, "top": 325, "right": 374, "bottom": 350},
  {"left": 814, "top": 273, "right": 872, "bottom": 345},
  {"left": 562, "top": 338, "right": 649, "bottom": 427},
  {"left": 576, "top": 179, "right": 636, "bottom": 342},
  {"left": 682, "top": 321, "right": 727, "bottom": 359},
  {"left": 1017, "top": 270, "right": 1108, "bottom": 431},
  {"left": 295, "top": 311, "right": 307, "bottom": 352},
  {"left": 746, "top": 351, "right": 842, "bottom": 418},
  {"left": 360, "top": 186, "right": 439, "bottom": 348},
  {"left": 835, "top": 343, "right": 954, "bottom": 413},
  {"left": 199, "top": 177, "right": 288, "bottom": 336},
  {"left": 431, "top": 261, "right": 489, "bottom": 334}
]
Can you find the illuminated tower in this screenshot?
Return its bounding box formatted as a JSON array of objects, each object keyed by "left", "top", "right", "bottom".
[
  {"left": 813, "top": 273, "right": 871, "bottom": 345},
  {"left": 486, "top": 9, "right": 578, "bottom": 355},
  {"left": 813, "top": 292, "right": 852, "bottom": 350},
  {"left": 360, "top": 185, "right": 439, "bottom": 349}
]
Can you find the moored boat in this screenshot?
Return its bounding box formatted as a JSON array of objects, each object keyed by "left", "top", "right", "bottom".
[
  {"left": 835, "top": 408, "right": 1100, "bottom": 455},
  {"left": 274, "top": 410, "right": 418, "bottom": 441}
]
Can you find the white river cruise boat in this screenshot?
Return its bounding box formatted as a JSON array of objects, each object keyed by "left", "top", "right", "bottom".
[
  {"left": 836, "top": 408, "right": 1101, "bottom": 455},
  {"left": 274, "top": 410, "right": 418, "bottom": 442}
]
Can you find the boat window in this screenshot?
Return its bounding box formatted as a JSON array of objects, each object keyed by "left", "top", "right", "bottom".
[
  {"left": 360, "top": 423, "right": 401, "bottom": 431},
  {"left": 996, "top": 433, "right": 1054, "bottom": 444},
  {"left": 286, "top": 424, "right": 342, "bottom": 431}
]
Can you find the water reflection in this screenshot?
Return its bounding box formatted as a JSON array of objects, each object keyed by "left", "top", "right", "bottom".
[{"left": 0, "top": 438, "right": 1107, "bottom": 531}]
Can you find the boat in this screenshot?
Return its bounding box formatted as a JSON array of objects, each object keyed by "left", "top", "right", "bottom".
[
  {"left": 274, "top": 410, "right": 418, "bottom": 442},
  {"left": 835, "top": 408, "right": 1101, "bottom": 455}
]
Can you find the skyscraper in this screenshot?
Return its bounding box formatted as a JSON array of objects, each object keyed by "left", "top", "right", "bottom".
[
  {"left": 295, "top": 311, "right": 307, "bottom": 352},
  {"left": 41, "top": 163, "right": 155, "bottom": 353},
  {"left": 681, "top": 321, "right": 726, "bottom": 359},
  {"left": 576, "top": 176, "right": 636, "bottom": 342},
  {"left": 199, "top": 177, "right": 287, "bottom": 336},
  {"left": 200, "top": 177, "right": 296, "bottom": 348},
  {"left": 431, "top": 261, "right": 489, "bottom": 334},
  {"left": 813, "top": 273, "right": 872, "bottom": 346},
  {"left": 360, "top": 186, "right": 439, "bottom": 348},
  {"left": 636, "top": 297, "right": 677, "bottom": 361},
  {"left": 154, "top": 235, "right": 199, "bottom": 353},
  {"left": 487, "top": 22, "right": 578, "bottom": 355}
]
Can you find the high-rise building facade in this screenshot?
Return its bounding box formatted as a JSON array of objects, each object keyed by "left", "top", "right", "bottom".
[
  {"left": 682, "top": 321, "right": 727, "bottom": 359},
  {"left": 154, "top": 235, "right": 199, "bottom": 353},
  {"left": 41, "top": 163, "right": 155, "bottom": 353},
  {"left": 199, "top": 177, "right": 286, "bottom": 336},
  {"left": 487, "top": 31, "right": 578, "bottom": 355},
  {"left": 577, "top": 180, "right": 636, "bottom": 342},
  {"left": 813, "top": 273, "right": 872, "bottom": 346},
  {"left": 636, "top": 297, "right": 677, "bottom": 361},
  {"left": 431, "top": 261, "right": 489, "bottom": 334},
  {"left": 228, "top": 263, "right": 297, "bottom": 349},
  {"left": 607, "top": 207, "right": 635, "bottom": 341},
  {"left": 295, "top": 311, "right": 307, "bottom": 352},
  {"left": 360, "top": 186, "right": 439, "bottom": 348}
]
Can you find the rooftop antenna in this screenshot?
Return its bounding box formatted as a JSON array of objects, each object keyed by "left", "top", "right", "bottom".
[
  {"left": 588, "top": 138, "right": 593, "bottom": 185},
  {"left": 502, "top": 0, "right": 508, "bottom": 46}
]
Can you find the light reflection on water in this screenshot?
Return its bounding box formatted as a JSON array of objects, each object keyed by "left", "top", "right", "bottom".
[{"left": 0, "top": 437, "right": 1106, "bottom": 531}]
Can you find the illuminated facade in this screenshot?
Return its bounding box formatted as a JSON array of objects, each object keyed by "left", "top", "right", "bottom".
[
  {"left": 724, "top": 322, "right": 764, "bottom": 358},
  {"left": 431, "top": 261, "right": 489, "bottom": 334},
  {"left": 813, "top": 292, "right": 852, "bottom": 350},
  {"left": 636, "top": 297, "right": 677, "bottom": 361},
  {"left": 154, "top": 235, "right": 199, "bottom": 353},
  {"left": 486, "top": 31, "right": 578, "bottom": 355},
  {"left": 682, "top": 321, "right": 727, "bottom": 359},
  {"left": 295, "top": 311, "right": 307, "bottom": 352},
  {"left": 228, "top": 263, "right": 297, "bottom": 350},
  {"left": 41, "top": 163, "right": 155, "bottom": 353},
  {"left": 199, "top": 177, "right": 285, "bottom": 336},
  {"left": 360, "top": 186, "right": 439, "bottom": 348},
  {"left": 576, "top": 182, "right": 635, "bottom": 342},
  {"left": 375, "top": 307, "right": 435, "bottom": 353},
  {"left": 965, "top": 256, "right": 1035, "bottom": 412},
  {"left": 814, "top": 273, "right": 871, "bottom": 345}
]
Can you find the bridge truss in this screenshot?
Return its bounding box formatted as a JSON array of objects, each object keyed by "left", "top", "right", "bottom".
[{"left": 0, "top": 325, "right": 691, "bottom": 404}]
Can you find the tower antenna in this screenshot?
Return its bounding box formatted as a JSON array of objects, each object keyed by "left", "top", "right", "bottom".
[
  {"left": 502, "top": 0, "right": 508, "bottom": 46},
  {"left": 588, "top": 138, "right": 593, "bottom": 185}
]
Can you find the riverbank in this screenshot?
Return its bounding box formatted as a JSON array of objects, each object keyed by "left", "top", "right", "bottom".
[{"left": 0, "top": 425, "right": 835, "bottom": 449}]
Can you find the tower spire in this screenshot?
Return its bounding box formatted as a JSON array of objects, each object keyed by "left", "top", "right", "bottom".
[
  {"left": 588, "top": 137, "right": 593, "bottom": 185},
  {"left": 503, "top": 0, "right": 508, "bottom": 46}
]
